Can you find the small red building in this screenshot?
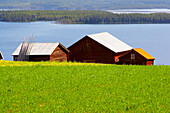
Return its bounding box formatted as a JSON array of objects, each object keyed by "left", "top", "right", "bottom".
[
  {"left": 0, "top": 51, "right": 3, "bottom": 60},
  {"left": 118, "top": 48, "right": 155, "bottom": 65},
  {"left": 68, "top": 32, "right": 133, "bottom": 64},
  {"left": 12, "top": 43, "right": 69, "bottom": 61}
]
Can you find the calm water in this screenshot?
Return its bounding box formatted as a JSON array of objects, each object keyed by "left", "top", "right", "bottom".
[
  {"left": 0, "top": 22, "right": 170, "bottom": 65},
  {"left": 107, "top": 9, "right": 170, "bottom": 14}
]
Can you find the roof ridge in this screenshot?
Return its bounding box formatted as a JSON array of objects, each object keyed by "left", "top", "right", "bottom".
[{"left": 87, "top": 32, "right": 132, "bottom": 53}]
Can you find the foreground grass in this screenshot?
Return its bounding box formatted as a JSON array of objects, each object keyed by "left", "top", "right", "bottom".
[{"left": 0, "top": 61, "right": 169, "bottom": 112}]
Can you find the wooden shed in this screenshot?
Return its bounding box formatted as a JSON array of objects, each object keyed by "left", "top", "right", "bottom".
[
  {"left": 0, "top": 51, "right": 3, "bottom": 60},
  {"left": 118, "top": 48, "right": 155, "bottom": 65},
  {"left": 68, "top": 32, "right": 132, "bottom": 64},
  {"left": 12, "top": 43, "right": 69, "bottom": 61}
]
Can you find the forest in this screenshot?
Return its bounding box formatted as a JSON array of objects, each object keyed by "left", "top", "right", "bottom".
[{"left": 0, "top": 10, "right": 170, "bottom": 24}]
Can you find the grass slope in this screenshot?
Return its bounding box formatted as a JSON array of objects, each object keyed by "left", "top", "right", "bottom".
[{"left": 0, "top": 61, "right": 169, "bottom": 112}]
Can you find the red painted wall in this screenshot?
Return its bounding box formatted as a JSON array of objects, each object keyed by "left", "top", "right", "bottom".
[
  {"left": 50, "top": 46, "right": 68, "bottom": 62},
  {"left": 68, "top": 36, "right": 115, "bottom": 64},
  {"left": 146, "top": 60, "right": 154, "bottom": 65},
  {"left": 119, "top": 50, "right": 154, "bottom": 65}
]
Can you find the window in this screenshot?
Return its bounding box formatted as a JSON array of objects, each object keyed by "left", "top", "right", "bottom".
[{"left": 131, "top": 54, "right": 135, "bottom": 59}]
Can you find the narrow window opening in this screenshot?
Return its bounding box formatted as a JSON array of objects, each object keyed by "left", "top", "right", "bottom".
[{"left": 131, "top": 54, "right": 135, "bottom": 59}]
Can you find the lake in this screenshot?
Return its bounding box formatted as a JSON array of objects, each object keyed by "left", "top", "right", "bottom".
[
  {"left": 107, "top": 9, "right": 170, "bottom": 14},
  {"left": 0, "top": 22, "right": 170, "bottom": 65}
]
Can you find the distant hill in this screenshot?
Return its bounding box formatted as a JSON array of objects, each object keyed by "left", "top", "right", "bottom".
[{"left": 0, "top": 0, "right": 170, "bottom": 10}]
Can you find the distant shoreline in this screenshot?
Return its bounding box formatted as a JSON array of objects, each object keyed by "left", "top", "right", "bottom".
[{"left": 1, "top": 21, "right": 170, "bottom": 25}]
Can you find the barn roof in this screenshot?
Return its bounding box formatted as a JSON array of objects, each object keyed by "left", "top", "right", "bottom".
[
  {"left": 133, "top": 48, "right": 155, "bottom": 60},
  {"left": 0, "top": 51, "right": 3, "bottom": 59},
  {"left": 12, "top": 43, "right": 69, "bottom": 56},
  {"left": 87, "top": 32, "right": 132, "bottom": 53}
]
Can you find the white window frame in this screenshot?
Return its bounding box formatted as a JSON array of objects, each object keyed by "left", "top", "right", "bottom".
[{"left": 131, "top": 54, "right": 135, "bottom": 59}]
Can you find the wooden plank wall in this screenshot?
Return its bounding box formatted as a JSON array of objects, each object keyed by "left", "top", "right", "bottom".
[
  {"left": 13, "top": 56, "right": 18, "bottom": 61},
  {"left": 13, "top": 55, "right": 50, "bottom": 61},
  {"left": 68, "top": 36, "right": 115, "bottom": 64},
  {"left": 29, "top": 55, "right": 50, "bottom": 61},
  {"left": 114, "top": 51, "right": 130, "bottom": 63},
  {"left": 50, "top": 46, "right": 67, "bottom": 62},
  {"left": 119, "top": 50, "right": 152, "bottom": 65}
]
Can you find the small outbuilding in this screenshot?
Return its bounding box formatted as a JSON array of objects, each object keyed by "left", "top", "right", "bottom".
[
  {"left": 12, "top": 43, "right": 69, "bottom": 61},
  {"left": 68, "top": 32, "right": 133, "bottom": 64},
  {"left": 118, "top": 48, "right": 155, "bottom": 65},
  {"left": 0, "top": 51, "right": 3, "bottom": 60}
]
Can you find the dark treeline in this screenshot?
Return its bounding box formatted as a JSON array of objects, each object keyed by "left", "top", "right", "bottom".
[{"left": 0, "top": 10, "right": 170, "bottom": 24}]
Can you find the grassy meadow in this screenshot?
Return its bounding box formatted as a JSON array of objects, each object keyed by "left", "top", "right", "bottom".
[{"left": 0, "top": 61, "right": 169, "bottom": 112}]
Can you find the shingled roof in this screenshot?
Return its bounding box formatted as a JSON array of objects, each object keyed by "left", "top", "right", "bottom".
[
  {"left": 12, "top": 43, "right": 69, "bottom": 56},
  {"left": 87, "top": 32, "right": 132, "bottom": 53}
]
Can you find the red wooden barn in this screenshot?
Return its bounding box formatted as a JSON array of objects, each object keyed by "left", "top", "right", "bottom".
[
  {"left": 118, "top": 48, "right": 155, "bottom": 65},
  {"left": 68, "top": 32, "right": 133, "bottom": 64},
  {"left": 12, "top": 43, "right": 69, "bottom": 61},
  {"left": 0, "top": 51, "right": 3, "bottom": 60}
]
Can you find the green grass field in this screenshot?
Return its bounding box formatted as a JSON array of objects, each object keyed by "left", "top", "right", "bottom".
[{"left": 0, "top": 61, "right": 169, "bottom": 112}]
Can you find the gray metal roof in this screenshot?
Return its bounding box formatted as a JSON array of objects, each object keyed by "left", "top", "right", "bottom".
[
  {"left": 12, "top": 43, "right": 68, "bottom": 56},
  {"left": 87, "top": 32, "right": 132, "bottom": 53},
  {"left": 0, "top": 51, "right": 3, "bottom": 59}
]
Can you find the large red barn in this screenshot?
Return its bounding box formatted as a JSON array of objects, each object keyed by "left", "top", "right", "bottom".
[
  {"left": 68, "top": 32, "right": 155, "bottom": 65},
  {"left": 68, "top": 32, "right": 132, "bottom": 64}
]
